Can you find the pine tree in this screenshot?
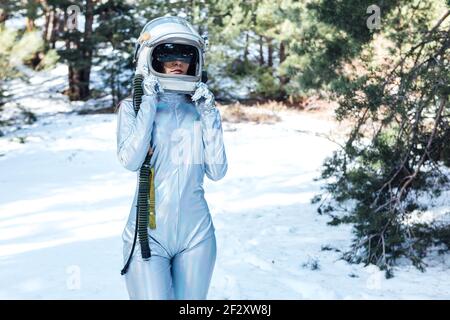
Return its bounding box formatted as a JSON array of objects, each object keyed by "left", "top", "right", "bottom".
[{"left": 313, "top": 1, "right": 450, "bottom": 276}]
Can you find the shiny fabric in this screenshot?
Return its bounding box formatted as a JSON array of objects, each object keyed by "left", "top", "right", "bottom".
[{"left": 116, "top": 91, "right": 227, "bottom": 299}]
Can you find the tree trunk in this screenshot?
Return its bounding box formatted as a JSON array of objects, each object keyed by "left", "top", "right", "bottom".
[
  {"left": 83, "top": 0, "right": 94, "bottom": 95},
  {"left": 259, "top": 35, "right": 264, "bottom": 65},
  {"left": 244, "top": 32, "right": 249, "bottom": 64},
  {"left": 267, "top": 37, "right": 273, "bottom": 67},
  {"left": 279, "top": 41, "right": 289, "bottom": 86},
  {"left": 26, "top": 17, "right": 35, "bottom": 31},
  {"left": 25, "top": 0, "right": 39, "bottom": 32},
  {"left": 279, "top": 40, "right": 286, "bottom": 64},
  {"left": 46, "top": 8, "right": 55, "bottom": 46},
  {"left": 43, "top": 1, "right": 50, "bottom": 44},
  {"left": 0, "top": 7, "right": 7, "bottom": 25},
  {"left": 42, "top": 1, "right": 61, "bottom": 50},
  {"left": 111, "top": 68, "right": 117, "bottom": 108}
]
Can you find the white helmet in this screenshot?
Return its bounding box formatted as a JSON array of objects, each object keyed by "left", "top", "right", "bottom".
[{"left": 133, "top": 16, "right": 208, "bottom": 94}]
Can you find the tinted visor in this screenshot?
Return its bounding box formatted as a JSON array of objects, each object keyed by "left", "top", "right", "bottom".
[{"left": 153, "top": 43, "right": 197, "bottom": 64}]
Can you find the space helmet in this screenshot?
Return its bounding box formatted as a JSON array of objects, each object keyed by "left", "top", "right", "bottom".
[{"left": 133, "top": 16, "right": 208, "bottom": 94}]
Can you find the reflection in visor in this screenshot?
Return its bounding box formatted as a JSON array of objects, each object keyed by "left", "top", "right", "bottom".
[
  {"left": 157, "top": 53, "right": 193, "bottom": 63},
  {"left": 153, "top": 43, "right": 196, "bottom": 64}
]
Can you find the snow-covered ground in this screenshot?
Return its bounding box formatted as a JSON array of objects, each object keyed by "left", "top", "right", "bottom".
[{"left": 1, "top": 65, "right": 450, "bottom": 299}]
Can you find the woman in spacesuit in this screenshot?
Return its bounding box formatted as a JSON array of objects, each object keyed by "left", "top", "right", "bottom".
[{"left": 116, "top": 17, "right": 227, "bottom": 300}]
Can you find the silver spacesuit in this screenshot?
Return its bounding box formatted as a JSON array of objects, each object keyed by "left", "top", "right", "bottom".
[{"left": 116, "top": 16, "right": 227, "bottom": 300}]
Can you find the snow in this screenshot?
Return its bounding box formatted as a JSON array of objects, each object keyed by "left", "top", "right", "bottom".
[{"left": 1, "top": 66, "right": 450, "bottom": 299}]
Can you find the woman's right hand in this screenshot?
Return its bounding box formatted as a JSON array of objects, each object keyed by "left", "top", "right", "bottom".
[
  {"left": 142, "top": 73, "right": 164, "bottom": 96},
  {"left": 135, "top": 46, "right": 164, "bottom": 96}
]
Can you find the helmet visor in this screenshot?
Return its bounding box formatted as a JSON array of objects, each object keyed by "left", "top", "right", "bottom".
[{"left": 153, "top": 43, "right": 197, "bottom": 64}]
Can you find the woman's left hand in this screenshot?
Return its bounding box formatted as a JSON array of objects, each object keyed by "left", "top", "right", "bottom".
[{"left": 191, "top": 82, "right": 216, "bottom": 115}]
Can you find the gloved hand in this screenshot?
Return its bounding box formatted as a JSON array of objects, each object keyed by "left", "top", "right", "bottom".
[
  {"left": 191, "top": 82, "right": 216, "bottom": 115},
  {"left": 135, "top": 46, "right": 164, "bottom": 96},
  {"left": 142, "top": 72, "right": 164, "bottom": 96}
]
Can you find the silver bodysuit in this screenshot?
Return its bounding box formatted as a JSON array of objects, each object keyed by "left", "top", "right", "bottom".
[{"left": 116, "top": 91, "right": 227, "bottom": 299}]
